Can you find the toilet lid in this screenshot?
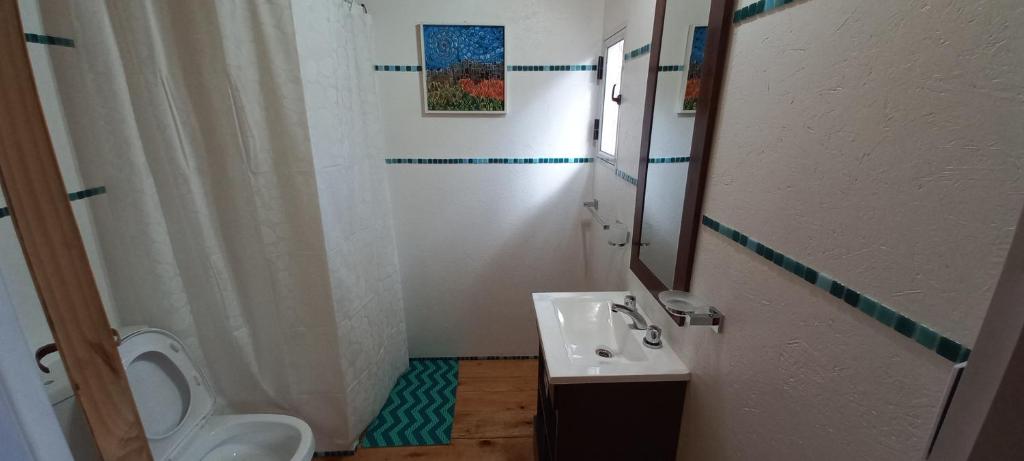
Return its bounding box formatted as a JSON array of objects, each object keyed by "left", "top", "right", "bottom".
[{"left": 119, "top": 329, "right": 214, "bottom": 461}]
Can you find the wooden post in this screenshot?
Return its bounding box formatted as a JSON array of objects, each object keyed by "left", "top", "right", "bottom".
[{"left": 0, "top": 2, "right": 152, "bottom": 459}]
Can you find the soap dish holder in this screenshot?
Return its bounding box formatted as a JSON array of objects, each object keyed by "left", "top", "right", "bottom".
[{"left": 657, "top": 290, "right": 723, "bottom": 333}]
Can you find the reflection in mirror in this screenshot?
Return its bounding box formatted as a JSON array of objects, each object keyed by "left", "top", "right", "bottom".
[{"left": 638, "top": 0, "right": 711, "bottom": 287}]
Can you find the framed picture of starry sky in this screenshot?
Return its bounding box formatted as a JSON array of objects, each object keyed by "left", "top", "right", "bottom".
[{"left": 420, "top": 24, "right": 506, "bottom": 114}]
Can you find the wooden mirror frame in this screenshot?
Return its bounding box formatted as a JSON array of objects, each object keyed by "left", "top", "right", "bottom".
[{"left": 630, "top": 0, "right": 735, "bottom": 311}]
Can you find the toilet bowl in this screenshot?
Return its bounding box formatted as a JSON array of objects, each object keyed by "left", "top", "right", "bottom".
[{"left": 118, "top": 328, "right": 314, "bottom": 461}]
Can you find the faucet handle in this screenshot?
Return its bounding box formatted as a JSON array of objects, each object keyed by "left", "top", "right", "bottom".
[
  {"left": 624, "top": 294, "right": 636, "bottom": 309},
  {"left": 643, "top": 325, "right": 662, "bottom": 349}
]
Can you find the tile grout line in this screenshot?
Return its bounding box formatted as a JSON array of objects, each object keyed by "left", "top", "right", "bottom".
[{"left": 702, "top": 215, "right": 971, "bottom": 363}]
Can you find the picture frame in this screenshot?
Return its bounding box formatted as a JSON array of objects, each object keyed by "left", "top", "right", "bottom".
[
  {"left": 419, "top": 24, "right": 506, "bottom": 114},
  {"left": 677, "top": 25, "right": 707, "bottom": 115}
]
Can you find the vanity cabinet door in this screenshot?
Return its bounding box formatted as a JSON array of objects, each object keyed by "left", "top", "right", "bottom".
[
  {"left": 535, "top": 347, "right": 687, "bottom": 461},
  {"left": 536, "top": 348, "right": 557, "bottom": 460}
]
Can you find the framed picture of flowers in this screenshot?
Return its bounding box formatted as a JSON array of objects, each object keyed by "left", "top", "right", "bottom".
[
  {"left": 678, "top": 25, "right": 707, "bottom": 114},
  {"left": 419, "top": 24, "right": 506, "bottom": 114}
]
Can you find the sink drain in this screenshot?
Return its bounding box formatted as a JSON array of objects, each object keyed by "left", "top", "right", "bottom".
[{"left": 595, "top": 348, "right": 613, "bottom": 358}]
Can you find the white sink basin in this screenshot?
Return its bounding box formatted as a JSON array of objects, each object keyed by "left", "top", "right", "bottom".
[{"left": 533, "top": 292, "right": 690, "bottom": 384}]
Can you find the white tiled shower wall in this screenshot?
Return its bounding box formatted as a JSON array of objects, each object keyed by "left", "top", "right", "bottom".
[
  {"left": 368, "top": 0, "right": 607, "bottom": 357},
  {"left": 595, "top": 0, "right": 1024, "bottom": 459}
]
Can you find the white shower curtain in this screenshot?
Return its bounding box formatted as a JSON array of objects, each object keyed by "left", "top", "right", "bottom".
[{"left": 39, "top": 0, "right": 407, "bottom": 450}]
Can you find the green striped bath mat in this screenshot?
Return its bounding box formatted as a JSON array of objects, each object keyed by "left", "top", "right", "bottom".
[{"left": 361, "top": 358, "right": 459, "bottom": 447}]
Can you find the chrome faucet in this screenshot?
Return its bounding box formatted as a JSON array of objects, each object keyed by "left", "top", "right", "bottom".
[{"left": 611, "top": 295, "right": 648, "bottom": 330}]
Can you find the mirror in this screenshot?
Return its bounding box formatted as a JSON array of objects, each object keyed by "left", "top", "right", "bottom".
[{"left": 631, "top": 0, "right": 732, "bottom": 310}]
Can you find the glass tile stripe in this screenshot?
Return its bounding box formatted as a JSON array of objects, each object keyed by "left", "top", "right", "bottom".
[
  {"left": 68, "top": 186, "right": 107, "bottom": 201},
  {"left": 0, "top": 186, "right": 106, "bottom": 219},
  {"left": 701, "top": 215, "right": 972, "bottom": 363},
  {"left": 658, "top": 65, "right": 686, "bottom": 72},
  {"left": 623, "top": 43, "right": 652, "bottom": 61},
  {"left": 420, "top": 355, "right": 540, "bottom": 361},
  {"left": 373, "top": 65, "right": 599, "bottom": 72},
  {"left": 384, "top": 157, "right": 593, "bottom": 165},
  {"left": 506, "top": 65, "right": 598, "bottom": 72},
  {"left": 24, "top": 33, "right": 75, "bottom": 48},
  {"left": 373, "top": 65, "right": 423, "bottom": 72},
  {"left": 734, "top": 0, "right": 799, "bottom": 24},
  {"left": 314, "top": 450, "right": 357, "bottom": 457},
  {"left": 614, "top": 169, "right": 638, "bottom": 186},
  {"left": 648, "top": 156, "right": 691, "bottom": 164}
]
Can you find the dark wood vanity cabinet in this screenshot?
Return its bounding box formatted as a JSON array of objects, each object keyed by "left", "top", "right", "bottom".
[{"left": 534, "top": 349, "right": 687, "bottom": 461}]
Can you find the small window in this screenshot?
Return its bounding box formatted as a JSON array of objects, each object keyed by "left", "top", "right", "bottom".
[{"left": 599, "top": 35, "right": 625, "bottom": 158}]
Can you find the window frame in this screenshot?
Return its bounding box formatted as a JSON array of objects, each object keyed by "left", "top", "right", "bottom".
[{"left": 597, "top": 29, "right": 626, "bottom": 162}]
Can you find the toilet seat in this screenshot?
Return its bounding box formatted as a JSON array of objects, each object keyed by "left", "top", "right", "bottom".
[
  {"left": 119, "top": 328, "right": 313, "bottom": 461},
  {"left": 119, "top": 329, "right": 215, "bottom": 460},
  {"left": 169, "top": 414, "right": 314, "bottom": 461}
]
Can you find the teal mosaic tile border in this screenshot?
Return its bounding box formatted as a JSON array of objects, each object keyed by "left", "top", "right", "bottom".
[
  {"left": 374, "top": 64, "right": 421, "bottom": 72},
  {"left": 314, "top": 450, "right": 356, "bottom": 458},
  {"left": 0, "top": 186, "right": 106, "bottom": 219},
  {"left": 658, "top": 65, "right": 686, "bottom": 72},
  {"left": 614, "top": 168, "right": 638, "bottom": 186},
  {"left": 385, "top": 157, "right": 592, "bottom": 165},
  {"left": 702, "top": 215, "right": 971, "bottom": 363},
  {"left": 423, "top": 355, "right": 540, "bottom": 361},
  {"left": 69, "top": 186, "right": 107, "bottom": 201},
  {"left": 624, "top": 43, "right": 652, "bottom": 61},
  {"left": 733, "top": 0, "right": 801, "bottom": 23},
  {"left": 373, "top": 65, "right": 598, "bottom": 72},
  {"left": 507, "top": 65, "right": 597, "bottom": 72},
  {"left": 648, "top": 156, "right": 690, "bottom": 164},
  {"left": 24, "top": 33, "right": 75, "bottom": 48}
]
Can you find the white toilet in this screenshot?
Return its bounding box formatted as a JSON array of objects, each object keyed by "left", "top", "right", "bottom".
[{"left": 117, "top": 328, "right": 315, "bottom": 461}]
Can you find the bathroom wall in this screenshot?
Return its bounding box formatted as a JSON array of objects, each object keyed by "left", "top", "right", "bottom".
[
  {"left": 367, "top": 0, "right": 605, "bottom": 356},
  {"left": 594, "top": 0, "right": 1024, "bottom": 459},
  {"left": 3, "top": 0, "right": 120, "bottom": 351}
]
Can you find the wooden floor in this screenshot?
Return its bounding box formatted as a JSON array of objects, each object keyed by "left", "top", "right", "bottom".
[{"left": 326, "top": 359, "right": 538, "bottom": 461}]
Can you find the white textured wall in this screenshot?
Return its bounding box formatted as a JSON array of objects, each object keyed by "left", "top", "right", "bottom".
[
  {"left": 715, "top": 0, "right": 1024, "bottom": 348},
  {"left": 369, "top": 0, "right": 605, "bottom": 356},
  {"left": 595, "top": 0, "right": 1024, "bottom": 459}
]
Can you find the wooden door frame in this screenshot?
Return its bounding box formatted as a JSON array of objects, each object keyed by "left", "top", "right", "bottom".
[
  {"left": 0, "top": 2, "right": 152, "bottom": 460},
  {"left": 929, "top": 207, "right": 1024, "bottom": 460}
]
